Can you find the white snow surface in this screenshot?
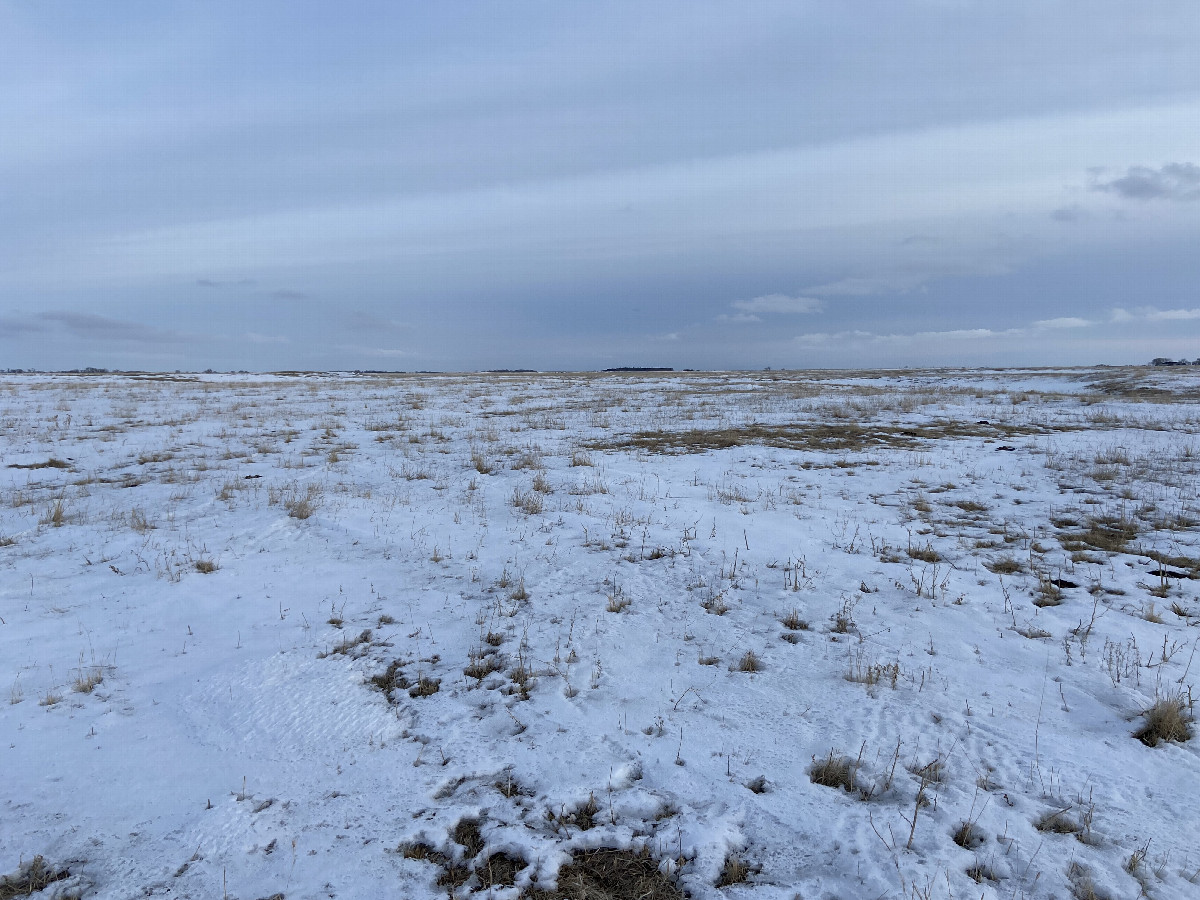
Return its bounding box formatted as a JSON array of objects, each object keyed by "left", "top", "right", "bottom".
[{"left": 2, "top": 367, "right": 1199, "bottom": 899}]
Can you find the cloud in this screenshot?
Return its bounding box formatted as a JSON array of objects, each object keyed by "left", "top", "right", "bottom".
[
  {"left": 346, "top": 312, "right": 411, "bottom": 333},
  {"left": 801, "top": 275, "right": 931, "bottom": 297},
  {"left": 794, "top": 327, "right": 1019, "bottom": 347},
  {"left": 1050, "top": 205, "right": 1086, "bottom": 222},
  {"left": 1034, "top": 316, "right": 1091, "bottom": 329},
  {"left": 1109, "top": 306, "right": 1200, "bottom": 322},
  {"left": 1144, "top": 307, "right": 1200, "bottom": 321},
  {"left": 38, "top": 311, "right": 189, "bottom": 343},
  {"left": 732, "top": 293, "right": 822, "bottom": 315},
  {"left": 1092, "top": 162, "right": 1200, "bottom": 202},
  {"left": 874, "top": 327, "right": 1015, "bottom": 343},
  {"left": 271, "top": 289, "right": 307, "bottom": 300},
  {"left": 245, "top": 332, "right": 289, "bottom": 344},
  {"left": 792, "top": 332, "right": 834, "bottom": 345},
  {"left": 714, "top": 312, "right": 761, "bottom": 324},
  {"left": 196, "top": 278, "right": 256, "bottom": 288},
  {"left": 333, "top": 344, "right": 408, "bottom": 358},
  {"left": 0, "top": 315, "right": 49, "bottom": 337}
]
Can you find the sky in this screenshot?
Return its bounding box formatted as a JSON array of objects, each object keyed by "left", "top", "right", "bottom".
[{"left": 2, "top": 1, "right": 1199, "bottom": 372}]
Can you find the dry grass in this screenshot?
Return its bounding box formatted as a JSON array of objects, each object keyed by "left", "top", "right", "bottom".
[
  {"left": 409, "top": 676, "right": 441, "bottom": 698},
  {"left": 40, "top": 500, "right": 66, "bottom": 528},
  {"left": 194, "top": 558, "right": 218, "bottom": 574},
  {"left": 779, "top": 608, "right": 808, "bottom": 630},
  {"left": 605, "top": 595, "right": 631, "bottom": 613},
  {"left": 809, "top": 750, "right": 857, "bottom": 792},
  {"left": 452, "top": 818, "right": 485, "bottom": 857},
  {"left": 1033, "top": 576, "right": 1064, "bottom": 607},
  {"left": 966, "top": 862, "right": 998, "bottom": 884},
  {"left": 1035, "top": 807, "right": 1081, "bottom": 835},
  {"left": 72, "top": 667, "right": 104, "bottom": 694},
  {"left": 1058, "top": 516, "right": 1139, "bottom": 554},
  {"left": 735, "top": 650, "right": 762, "bottom": 672},
  {"left": 906, "top": 542, "right": 940, "bottom": 563},
  {"left": 7, "top": 458, "right": 70, "bottom": 470},
  {"left": 1134, "top": 695, "right": 1194, "bottom": 746},
  {"left": 369, "top": 660, "right": 409, "bottom": 699},
  {"left": 524, "top": 847, "right": 682, "bottom": 900},
  {"left": 477, "top": 851, "right": 526, "bottom": 888},
  {"left": 321, "top": 629, "right": 372, "bottom": 658},
  {"left": 464, "top": 652, "right": 503, "bottom": 681},
  {"left": 286, "top": 498, "right": 315, "bottom": 519},
  {"left": 511, "top": 487, "right": 545, "bottom": 516},
  {"left": 985, "top": 556, "right": 1024, "bottom": 575},
  {"left": 1067, "top": 862, "right": 1110, "bottom": 900},
  {"left": 846, "top": 659, "right": 900, "bottom": 689},
  {"left": 952, "top": 821, "right": 985, "bottom": 849},
  {"left": 701, "top": 593, "right": 729, "bottom": 616},
  {"left": 593, "top": 420, "right": 1052, "bottom": 455},
  {"left": 470, "top": 448, "right": 494, "bottom": 474},
  {"left": 0, "top": 856, "right": 71, "bottom": 899},
  {"left": 715, "top": 853, "right": 751, "bottom": 886},
  {"left": 129, "top": 507, "right": 154, "bottom": 533}
]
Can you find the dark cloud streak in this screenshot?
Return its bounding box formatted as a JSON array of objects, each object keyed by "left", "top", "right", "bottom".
[
  {"left": 0, "top": 316, "right": 49, "bottom": 337},
  {"left": 1092, "top": 162, "right": 1200, "bottom": 202},
  {"left": 38, "top": 312, "right": 192, "bottom": 344}
]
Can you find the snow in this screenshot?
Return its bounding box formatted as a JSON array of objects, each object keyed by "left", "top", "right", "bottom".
[{"left": 2, "top": 367, "right": 1199, "bottom": 899}]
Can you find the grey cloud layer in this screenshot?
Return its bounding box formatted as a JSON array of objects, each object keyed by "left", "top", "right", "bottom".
[
  {"left": 1093, "top": 163, "right": 1200, "bottom": 202},
  {"left": 2, "top": 2, "right": 1199, "bottom": 369}
]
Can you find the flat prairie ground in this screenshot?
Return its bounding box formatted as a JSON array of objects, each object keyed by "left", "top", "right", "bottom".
[{"left": 2, "top": 367, "right": 1199, "bottom": 900}]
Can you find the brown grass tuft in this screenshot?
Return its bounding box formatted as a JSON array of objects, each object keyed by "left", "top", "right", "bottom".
[
  {"left": 452, "top": 818, "right": 485, "bottom": 857},
  {"left": 0, "top": 856, "right": 70, "bottom": 899},
  {"left": 809, "top": 750, "right": 857, "bottom": 792},
  {"left": 735, "top": 650, "right": 762, "bottom": 672},
  {"left": 985, "top": 556, "right": 1024, "bottom": 575},
  {"left": 716, "top": 853, "right": 751, "bottom": 886},
  {"left": 1134, "top": 695, "right": 1193, "bottom": 746},
  {"left": 409, "top": 676, "right": 441, "bottom": 698},
  {"left": 779, "top": 608, "right": 808, "bottom": 630},
  {"left": 477, "top": 851, "right": 525, "bottom": 888},
  {"left": 525, "top": 847, "right": 682, "bottom": 900},
  {"left": 1035, "top": 807, "right": 1081, "bottom": 835},
  {"left": 7, "top": 458, "right": 70, "bottom": 470},
  {"left": 73, "top": 667, "right": 104, "bottom": 694}
]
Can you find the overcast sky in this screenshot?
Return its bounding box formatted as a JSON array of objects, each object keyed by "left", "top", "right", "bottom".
[{"left": 2, "top": 1, "right": 1199, "bottom": 371}]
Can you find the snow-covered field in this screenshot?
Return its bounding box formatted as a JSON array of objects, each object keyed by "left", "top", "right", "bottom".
[{"left": 3, "top": 367, "right": 1199, "bottom": 900}]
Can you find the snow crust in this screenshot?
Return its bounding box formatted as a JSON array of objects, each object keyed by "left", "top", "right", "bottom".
[{"left": 2, "top": 367, "right": 1199, "bottom": 899}]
